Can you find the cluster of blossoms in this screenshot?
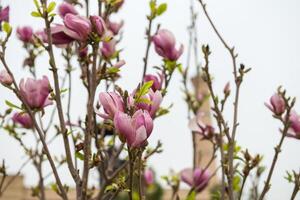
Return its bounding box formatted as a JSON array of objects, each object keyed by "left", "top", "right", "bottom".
[
  {"left": 97, "top": 86, "right": 163, "bottom": 147},
  {"left": 0, "top": 0, "right": 224, "bottom": 199}
]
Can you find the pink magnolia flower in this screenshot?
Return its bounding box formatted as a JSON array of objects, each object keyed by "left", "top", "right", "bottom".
[
  {"left": 136, "top": 89, "right": 162, "bottom": 118},
  {"left": 101, "top": 39, "right": 117, "bottom": 59},
  {"left": 19, "top": 76, "right": 52, "bottom": 109},
  {"left": 265, "top": 93, "right": 285, "bottom": 115},
  {"left": 287, "top": 111, "right": 300, "bottom": 139},
  {"left": 152, "top": 29, "right": 183, "bottom": 61},
  {"left": 114, "top": 110, "right": 153, "bottom": 148},
  {"left": 0, "top": 70, "right": 13, "bottom": 86},
  {"left": 114, "top": 60, "right": 125, "bottom": 68},
  {"left": 143, "top": 74, "right": 163, "bottom": 92},
  {"left": 188, "top": 113, "right": 214, "bottom": 138},
  {"left": 17, "top": 26, "right": 33, "bottom": 43},
  {"left": 180, "top": 168, "right": 210, "bottom": 193},
  {"left": 12, "top": 112, "right": 33, "bottom": 129},
  {"left": 97, "top": 92, "right": 124, "bottom": 119},
  {"left": 50, "top": 25, "right": 74, "bottom": 45},
  {"left": 144, "top": 169, "right": 154, "bottom": 185},
  {"left": 58, "top": 2, "right": 78, "bottom": 18},
  {"left": 90, "top": 15, "right": 106, "bottom": 37},
  {"left": 107, "top": 20, "right": 123, "bottom": 35},
  {"left": 63, "top": 14, "right": 91, "bottom": 41},
  {"left": 0, "top": 6, "right": 9, "bottom": 23}
]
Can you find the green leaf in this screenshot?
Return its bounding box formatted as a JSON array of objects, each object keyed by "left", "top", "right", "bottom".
[
  {"left": 47, "top": 2, "right": 56, "bottom": 13},
  {"left": 50, "top": 183, "right": 58, "bottom": 193},
  {"left": 186, "top": 190, "right": 196, "bottom": 200},
  {"left": 104, "top": 183, "right": 118, "bottom": 192},
  {"left": 5, "top": 100, "right": 22, "bottom": 110},
  {"left": 60, "top": 88, "right": 68, "bottom": 94},
  {"left": 2, "top": 22, "right": 12, "bottom": 34},
  {"left": 233, "top": 175, "right": 241, "bottom": 191},
  {"left": 75, "top": 152, "right": 84, "bottom": 161},
  {"left": 33, "top": 0, "right": 40, "bottom": 9},
  {"left": 149, "top": 0, "right": 156, "bottom": 14},
  {"left": 135, "top": 81, "right": 153, "bottom": 102},
  {"left": 48, "top": 13, "right": 56, "bottom": 17},
  {"left": 177, "top": 63, "right": 183, "bottom": 73},
  {"left": 107, "top": 67, "right": 120, "bottom": 74},
  {"left": 136, "top": 97, "right": 152, "bottom": 104},
  {"left": 157, "top": 3, "right": 167, "bottom": 16},
  {"left": 31, "top": 11, "right": 42, "bottom": 18}
]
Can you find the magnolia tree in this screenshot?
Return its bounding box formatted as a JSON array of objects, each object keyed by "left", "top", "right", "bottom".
[{"left": 0, "top": 0, "right": 299, "bottom": 200}]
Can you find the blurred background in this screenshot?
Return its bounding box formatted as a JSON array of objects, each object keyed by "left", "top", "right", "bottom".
[{"left": 0, "top": 0, "right": 300, "bottom": 199}]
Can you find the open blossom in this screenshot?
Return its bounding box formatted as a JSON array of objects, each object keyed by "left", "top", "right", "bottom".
[
  {"left": 63, "top": 14, "right": 91, "bottom": 41},
  {"left": 101, "top": 39, "right": 117, "bottom": 58},
  {"left": 19, "top": 76, "right": 52, "bottom": 109},
  {"left": 144, "top": 169, "right": 154, "bottom": 185},
  {"left": 17, "top": 26, "right": 33, "bottom": 43},
  {"left": 265, "top": 93, "right": 285, "bottom": 115},
  {"left": 90, "top": 15, "right": 106, "bottom": 37},
  {"left": 287, "top": 111, "right": 300, "bottom": 139},
  {"left": 0, "top": 6, "right": 9, "bottom": 23},
  {"left": 188, "top": 112, "right": 214, "bottom": 138},
  {"left": 114, "top": 110, "right": 153, "bottom": 148},
  {"left": 50, "top": 25, "right": 74, "bottom": 45},
  {"left": 97, "top": 92, "right": 124, "bottom": 119},
  {"left": 180, "top": 168, "right": 210, "bottom": 193},
  {"left": 0, "top": 70, "right": 13, "bottom": 86},
  {"left": 136, "top": 89, "right": 162, "bottom": 118},
  {"left": 152, "top": 29, "right": 183, "bottom": 61},
  {"left": 12, "top": 112, "right": 33, "bottom": 129},
  {"left": 58, "top": 2, "right": 78, "bottom": 18},
  {"left": 144, "top": 74, "right": 163, "bottom": 92}
]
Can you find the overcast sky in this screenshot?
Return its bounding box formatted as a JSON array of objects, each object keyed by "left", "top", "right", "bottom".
[{"left": 0, "top": 0, "right": 300, "bottom": 199}]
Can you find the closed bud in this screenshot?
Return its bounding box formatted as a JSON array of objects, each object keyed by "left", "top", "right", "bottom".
[
  {"left": 17, "top": 26, "right": 33, "bottom": 43},
  {"left": 0, "top": 70, "right": 13, "bottom": 86},
  {"left": 152, "top": 29, "right": 183, "bottom": 61},
  {"left": 265, "top": 93, "right": 285, "bottom": 115}
]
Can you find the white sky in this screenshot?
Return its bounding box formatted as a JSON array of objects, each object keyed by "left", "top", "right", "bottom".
[{"left": 0, "top": 0, "right": 300, "bottom": 199}]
